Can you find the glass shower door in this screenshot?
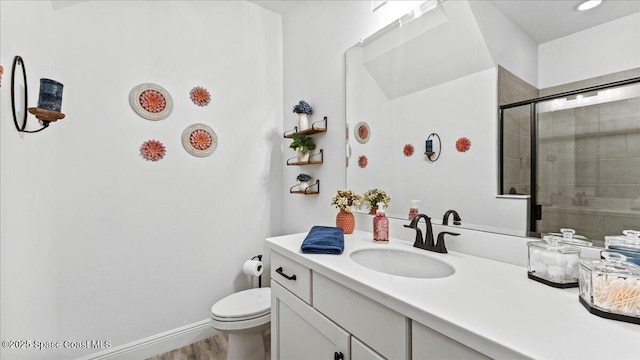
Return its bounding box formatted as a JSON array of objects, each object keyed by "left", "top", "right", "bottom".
[{"left": 535, "top": 82, "right": 640, "bottom": 245}]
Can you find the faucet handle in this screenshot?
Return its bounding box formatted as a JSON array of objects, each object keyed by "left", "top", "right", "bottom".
[{"left": 435, "top": 231, "right": 460, "bottom": 254}]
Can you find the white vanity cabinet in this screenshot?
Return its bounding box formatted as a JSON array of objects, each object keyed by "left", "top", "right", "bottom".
[
  {"left": 270, "top": 251, "right": 397, "bottom": 360},
  {"left": 271, "top": 282, "right": 350, "bottom": 360},
  {"left": 412, "top": 321, "right": 490, "bottom": 360}
]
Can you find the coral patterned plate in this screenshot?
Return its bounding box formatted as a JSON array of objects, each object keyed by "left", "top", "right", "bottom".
[
  {"left": 182, "top": 123, "right": 217, "bottom": 157},
  {"left": 354, "top": 121, "right": 370, "bottom": 144},
  {"left": 129, "top": 83, "right": 173, "bottom": 120}
]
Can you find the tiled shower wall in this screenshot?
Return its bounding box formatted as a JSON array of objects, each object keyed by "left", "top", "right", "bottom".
[{"left": 499, "top": 66, "right": 538, "bottom": 195}]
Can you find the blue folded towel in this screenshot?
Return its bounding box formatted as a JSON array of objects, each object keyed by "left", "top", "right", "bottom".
[{"left": 301, "top": 226, "right": 345, "bottom": 255}]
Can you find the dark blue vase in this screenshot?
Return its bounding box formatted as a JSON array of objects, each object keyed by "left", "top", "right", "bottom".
[{"left": 37, "top": 78, "right": 64, "bottom": 112}]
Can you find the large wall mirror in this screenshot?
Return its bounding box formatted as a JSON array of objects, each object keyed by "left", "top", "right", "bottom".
[{"left": 345, "top": 0, "right": 640, "bottom": 245}]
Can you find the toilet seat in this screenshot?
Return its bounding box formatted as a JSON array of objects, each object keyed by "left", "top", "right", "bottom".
[
  {"left": 210, "top": 287, "right": 271, "bottom": 320},
  {"left": 210, "top": 287, "right": 271, "bottom": 331}
]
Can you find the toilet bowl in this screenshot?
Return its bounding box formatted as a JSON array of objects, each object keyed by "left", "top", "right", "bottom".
[{"left": 210, "top": 287, "right": 271, "bottom": 360}]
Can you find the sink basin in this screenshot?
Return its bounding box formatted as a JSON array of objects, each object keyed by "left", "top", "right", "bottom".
[{"left": 350, "top": 248, "right": 455, "bottom": 279}]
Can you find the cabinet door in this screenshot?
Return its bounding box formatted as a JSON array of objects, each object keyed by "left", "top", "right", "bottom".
[
  {"left": 352, "top": 337, "right": 385, "bottom": 360},
  {"left": 412, "top": 321, "right": 490, "bottom": 360},
  {"left": 272, "top": 282, "right": 350, "bottom": 360}
]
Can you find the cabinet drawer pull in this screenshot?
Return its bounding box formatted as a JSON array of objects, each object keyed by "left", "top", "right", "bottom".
[
  {"left": 334, "top": 351, "right": 344, "bottom": 360},
  {"left": 275, "top": 266, "right": 297, "bottom": 281}
]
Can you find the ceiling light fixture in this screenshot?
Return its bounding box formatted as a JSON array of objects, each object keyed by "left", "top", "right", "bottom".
[{"left": 578, "top": 0, "right": 603, "bottom": 11}]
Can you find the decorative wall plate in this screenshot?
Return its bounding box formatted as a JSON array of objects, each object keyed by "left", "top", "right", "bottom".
[
  {"left": 129, "top": 83, "right": 173, "bottom": 120},
  {"left": 182, "top": 123, "right": 217, "bottom": 157},
  {"left": 354, "top": 122, "right": 370, "bottom": 144}
]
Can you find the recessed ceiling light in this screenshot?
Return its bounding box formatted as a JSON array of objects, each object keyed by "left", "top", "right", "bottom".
[{"left": 578, "top": 0, "right": 603, "bottom": 11}]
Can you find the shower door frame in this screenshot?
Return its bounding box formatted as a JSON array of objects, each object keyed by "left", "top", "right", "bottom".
[{"left": 498, "top": 76, "right": 640, "bottom": 237}]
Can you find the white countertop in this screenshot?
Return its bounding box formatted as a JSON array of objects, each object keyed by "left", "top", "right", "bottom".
[{"left": 266, "top": 230, "right": 640, "bottom": 360}]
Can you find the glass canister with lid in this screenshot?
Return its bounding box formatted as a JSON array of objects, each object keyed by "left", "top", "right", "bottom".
[
  {"left": 578, "top": 251, "right": 640, "bottom": 324},
  {"left": 527, "top": 229, "right": 585, "bottom": 288},
  {"left": 604, "top": 230, "right": 640, "bottom": 266}
]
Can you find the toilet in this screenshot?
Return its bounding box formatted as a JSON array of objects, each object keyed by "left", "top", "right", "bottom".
[{"left": 210, "top": 287, "right": 271, "bottom": 360}]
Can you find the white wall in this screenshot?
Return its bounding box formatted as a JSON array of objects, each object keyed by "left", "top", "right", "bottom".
[
  {"left": 2, "top": 1, "right": 282, "bottom": 359},
  {"left": 539, "top": 12, "right": 640, "bottom": 88},
  {"left": 0, "top": 2, "right": 59, "bottom": 360}
]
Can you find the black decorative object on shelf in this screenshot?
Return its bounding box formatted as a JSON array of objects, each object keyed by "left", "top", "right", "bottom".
[{"left": 11, "top": 55, "right": 66, "bottom": 133}]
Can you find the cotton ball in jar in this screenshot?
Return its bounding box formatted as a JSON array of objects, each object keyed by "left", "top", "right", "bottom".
[
  {"left": 547, "top": 265, "right": 563, "bottom": 280},
  {"left": 533, "top": 261, "right": 548, "bottom": 276}
]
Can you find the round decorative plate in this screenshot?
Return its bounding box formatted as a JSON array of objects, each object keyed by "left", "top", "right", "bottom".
[
  {"left": 354, "top": 122, "right": 370, "bottom": 144},
  {"left": 181, "top": 123, "right": 217, "bottom": 157},
  {"left": 129, "top": 83, "right": 173, "bottom": 120}
]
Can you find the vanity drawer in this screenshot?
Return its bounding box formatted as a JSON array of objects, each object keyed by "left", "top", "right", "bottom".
[
  {"left": 271, "top": 251, "right": 311, "bottom": 304},
  {"left": 313, "top": 273, "right": 408, "bottom": 360}
]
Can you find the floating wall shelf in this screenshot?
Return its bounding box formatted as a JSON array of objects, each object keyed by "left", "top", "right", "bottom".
[
  {"left": 290, "top": 180, "right": 320, "bottom": 195},
  {"left": 287, "top": 149, "right": 324, "bottom": 166},
  {"left": 284, "top": 116, "right": 328, "bottom": 138},
  {"left": 11, "top": 55, "right": 66, "bottom": 133}
]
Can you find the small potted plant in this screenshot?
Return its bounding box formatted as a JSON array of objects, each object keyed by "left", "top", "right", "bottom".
[
  {"left": 362, "top": 188, "right": 391, "bottom": 215},
  {"left": 289, "top": 133, "right": 316, "bottom": 162},
  {"left": 297, "top": 173, "right": 312, "bottom": 191},
  {"left": 292, "top": 99, "right": 313, "bottom": 130},
  {"left": 331, "top": 189, "right": 363, "bottom": 234}
]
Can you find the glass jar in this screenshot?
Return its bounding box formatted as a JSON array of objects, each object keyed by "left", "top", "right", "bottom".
[
  {"left": 527, "top": 233, "right": 582, "bottom": 288},
  {"left": 578, "top": 251, "right": 640, "bottom": 324},
  {"left": 604, "top": 230, "right": 640, "bottom": 266}
]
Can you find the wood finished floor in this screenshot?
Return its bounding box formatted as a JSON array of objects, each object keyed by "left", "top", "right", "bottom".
[{"left": 146, "top": 333, "right": 271, "bottom": 360}]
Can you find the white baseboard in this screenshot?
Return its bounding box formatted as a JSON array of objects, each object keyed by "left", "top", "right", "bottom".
[{"left": 74, "top": 319, "right": 218, "bottom": 360}]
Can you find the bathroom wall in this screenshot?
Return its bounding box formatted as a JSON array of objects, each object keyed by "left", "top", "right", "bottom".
[
  {"left": 0, "top": 2, "right": 60, "bottom": 360},
  {"left": 3, "top": 1, "right": 282, "bottom": 359}
]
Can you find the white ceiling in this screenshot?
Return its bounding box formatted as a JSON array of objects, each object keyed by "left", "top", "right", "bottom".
[
  {"left": 249, "top": 0, "right": 640, "bottom": 44},
  {"left": 488, "top": 0, "right": 640, "bottom": 43}
]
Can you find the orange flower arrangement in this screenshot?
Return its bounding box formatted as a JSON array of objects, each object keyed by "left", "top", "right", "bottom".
[
  {"left": 190, "top": 86, "right": 211, "bottom": 107},
  {"left": 455, "top": 137, "right": 471, "bottom": 152},
  {"left": 140, "top": 139, "right": 166, "bottom": 161}
]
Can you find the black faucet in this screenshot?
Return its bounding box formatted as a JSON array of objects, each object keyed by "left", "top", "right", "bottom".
[
  {"left": 404, "top": 214, "right": 458, "bottom": 254},
  {"left": 442, "top": 209, "right": 461, "bottom": 226}
]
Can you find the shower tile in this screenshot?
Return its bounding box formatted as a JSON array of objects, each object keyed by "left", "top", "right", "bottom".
[
  {"left": 598, "top": 159, "right": 627, "bottom": 184},
  {"left": 600, "top": 102, "right": 640, "bottom": 132},
  {"left": 575, "top": 138, "right": 597, "bottom": 160},
  {"left": 628, "top": 132, "right": 640, "bottom": 157},
  {"left": 596, "top": 184, "right": 628, "bottom": 199},
  {"left": 574, "top": 111, "right": 599, "bottom": 136},
  {"left": 598, "top": 134, "right": 627, "bottom": 159},
  {"left": 575, "top": 160, "right": 597, "bottom": 186},
  {"left": 553, "top": 160, "right": 576, "bottom": 185},
  {"left": 551, "top": 112, "right": 576, "bottom": 137},
  {"left": 629, "top": 158, "right": 640, "bottom": 184},
  {"left": 549, "top": 140, "right": 576, "bottom": 161}
]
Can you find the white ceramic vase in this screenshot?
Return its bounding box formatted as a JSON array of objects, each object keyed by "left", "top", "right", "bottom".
[
  {"left": 298, "top": 113, "right": 309, "bottom": 131},
  {"left": 298, "top": 150, "right": 310, "bottom": 163},
  {"left": 298, "top": 181, "right": 309, "bottom": 192}
]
